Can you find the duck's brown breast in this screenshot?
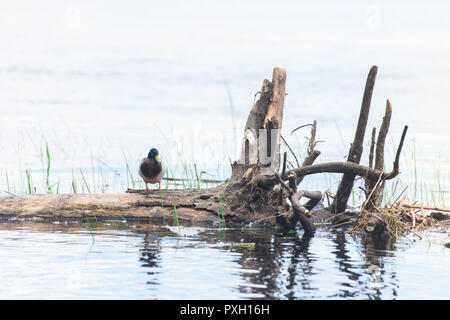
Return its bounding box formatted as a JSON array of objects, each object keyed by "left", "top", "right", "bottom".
[{"left": 139, "top": 158, "right": 163, "bottom": 183}]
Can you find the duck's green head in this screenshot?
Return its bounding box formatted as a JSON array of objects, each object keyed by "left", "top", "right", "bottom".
[{"left": 148, "top": 148, "right": 160, "bottom": 163}]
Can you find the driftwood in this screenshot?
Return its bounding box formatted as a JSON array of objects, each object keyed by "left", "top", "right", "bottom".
[{"left": 0, "top": 66, "right": 419, "bottom": 237}]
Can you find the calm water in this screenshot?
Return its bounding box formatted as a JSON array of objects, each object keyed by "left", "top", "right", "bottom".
[
  {"left": 0, "top": 219, "right": 448, "bottom": 300},
  {"left": 0, "top": 1, "right": 449, "bottom": 300}
]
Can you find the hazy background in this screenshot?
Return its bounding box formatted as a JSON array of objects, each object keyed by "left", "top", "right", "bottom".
[{"left": 0, "top": 0, "right": 449, "bottom": 202}]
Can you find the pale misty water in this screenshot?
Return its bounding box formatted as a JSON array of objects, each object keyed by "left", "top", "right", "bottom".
[{"left": 0, "top": 1, "right": 449, "bottom": 299}]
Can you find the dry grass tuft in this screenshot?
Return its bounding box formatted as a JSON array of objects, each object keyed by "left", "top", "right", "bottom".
[{"left": 349, "top": 200, "right": 449, "bottom": 241}]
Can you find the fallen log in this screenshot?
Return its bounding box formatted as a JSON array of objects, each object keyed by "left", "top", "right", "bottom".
[{"left": 0, "top": 189, "right": 227, "bottom": 224}]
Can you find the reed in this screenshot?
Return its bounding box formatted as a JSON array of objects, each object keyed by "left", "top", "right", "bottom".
[
  {"left": 79, "top": 168, "right": 91, "bottom": 194},
  {"left": 71, "top": 169, "right": 78, "bottom": 194},
  {"left": 5, "top": 171, "right": 10, "bottom": 194},
  {"left": 194, "top": 163, "right": 200, "bottom": 188},
  {"left": 25, "top": 168, "right": 33, "bottom": 194},
  {"left": 173, "top": 204, "right": 180, "bottom": 232},
  {"left": 165, "top": 167, "right": 169, "bottom": 190},
  {"left": 124, "top": 155, "right": 136, "bottom": 190},
  {"left": 180, "top": 168, "right": 187, "bottom": 189},
  {"left": 83, "top": 214, "right": 95, "bottom": 243},
  {"left": 99, "top": 165, "right": 105, "bottom": 193},
  {"left": 159, "top": 189, "right": 164, "bottom": 208},
  {"left": 217, "top": 207, "right": 222, "bottom": 228},
  {"left": 430, "top": 183, "right": 436, "bottom": 206},
  {"left": 45, "top": 142, "right": 51, "bottom": 193},
  {"left": 170, "top": 168, "right": 179, "bottom": 189},
  {"left": 184, "top": 164, "right": 192, "bottom": 188},
  {"left": 433, "top": 163, "right": 444, "bottom": 206},
  {"left": 219, "top": 192, "right": 225, "bottom": 227},
  {"left": 197, "top": 169, "right": 209, "bottom": 189}
]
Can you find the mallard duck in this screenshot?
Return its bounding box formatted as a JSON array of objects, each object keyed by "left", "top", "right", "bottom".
[{"left": 139, "top": 148, "right": 164, "bottom": 192}]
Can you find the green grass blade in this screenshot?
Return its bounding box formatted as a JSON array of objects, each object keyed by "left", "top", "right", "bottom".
[
  {"left": 173, "top": 204, "right": 180, "bottom": 232},
  {"left": 160, "top": 189, "right": 164, "bottom": 208},
  {"left": 46, "top": 142, "right": 51, "bottom": 193},
  {"left": 25, "top": 168, "right": 33, "bottom": 194}
]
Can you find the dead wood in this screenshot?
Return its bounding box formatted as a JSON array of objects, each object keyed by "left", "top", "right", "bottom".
[
  {"left": 281, "top": 135, "right": 300, "bottom": 167},
  {"left": 0, "top": 189, "right": 226, "bottom": 224},
  {"left": 273, "top": 174, "right": 320, "bottom": 234},
  {"left": 365, "top": 99, "right": 392, "bottom": 210},
  {"left": 255, "top": 152, "right": 404, "bottom": 191},
  {"left": 368, "top": 127, "right": 376, "bottom": 169},
  {"left": 331, "top": 65, "right": 378, "bottom": 213},
  {"left": 375, "top": 100, "right": 392, "bottom": 171}
]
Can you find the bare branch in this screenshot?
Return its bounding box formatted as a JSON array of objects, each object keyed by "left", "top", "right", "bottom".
[
  {"left": 280, "top": 135, "right": 300, "bottom": 168},
  {"left": 385, "top": 125, "right": 408, "bottom": 179},
  {"left": 290, "top": 123, "right": 313, "bottom": 136}
]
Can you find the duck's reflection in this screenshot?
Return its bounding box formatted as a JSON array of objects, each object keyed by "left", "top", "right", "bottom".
[{"left": 139, "top": 231, "right": 162, "bottom": 287}]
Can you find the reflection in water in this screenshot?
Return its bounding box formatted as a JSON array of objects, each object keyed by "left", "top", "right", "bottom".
[
  {"left": 360, "top": 234, "right": 399, "bottom": 299},
  {"left": 223, "top": 230, "right": 284, "bottom": 299},
  {"left": 0, "top": 219, "right": 448, "bottom": 299},
  {"left": 330, "top": 230, "right": 363, "bottom": 298},
  {"left": 213, "top": 227, "right": 401, "bottom": 299},
  {"left": 190, "top": 227, "right": 401, "bottom": 299},
  {"left": 139, "top": 232, "right": 161, "bottom": 287},
  {"left": 283, "top": 234, "right": 314, "bottom": 299}
]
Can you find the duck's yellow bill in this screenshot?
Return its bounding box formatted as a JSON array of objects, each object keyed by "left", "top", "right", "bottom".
[{"left": 155, "top": 155, "right": 160, "bottom": 163}]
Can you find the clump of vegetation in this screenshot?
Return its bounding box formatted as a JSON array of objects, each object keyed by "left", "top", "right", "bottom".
[{"left": 350, "top": 200, "right": 449, "bottom": 241}]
